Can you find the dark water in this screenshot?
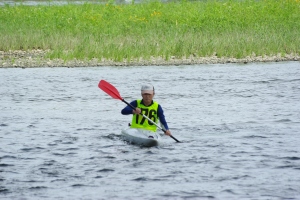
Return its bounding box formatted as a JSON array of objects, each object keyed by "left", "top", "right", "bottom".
[{"left": 1, "top": 62, "right": 300, "bottom": 199}]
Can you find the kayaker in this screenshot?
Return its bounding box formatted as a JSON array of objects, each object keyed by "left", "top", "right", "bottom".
[{"left": 121, "top": 84, "right": 172, "bottom": 136}]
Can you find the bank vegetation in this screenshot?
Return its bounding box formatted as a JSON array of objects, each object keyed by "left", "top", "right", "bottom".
[{"left": 0, "top": 0, "right": 299, "bottom": 67}]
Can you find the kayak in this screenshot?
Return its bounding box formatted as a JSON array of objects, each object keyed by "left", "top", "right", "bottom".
[
  {"left": 98, "top": 80, "right": 180, "bottom": 143},
  {"left": 121, "top": 128, "right": 162, "bottom": 147}
]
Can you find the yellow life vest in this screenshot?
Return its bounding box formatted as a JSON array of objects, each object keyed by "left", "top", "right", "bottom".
[{"left": 130, "top": 100, "right": 159, "bottom": 132}]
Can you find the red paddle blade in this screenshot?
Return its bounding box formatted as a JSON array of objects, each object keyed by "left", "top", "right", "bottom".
[{"left": 98, "top": 80, "right": 123, "bottom": 100}]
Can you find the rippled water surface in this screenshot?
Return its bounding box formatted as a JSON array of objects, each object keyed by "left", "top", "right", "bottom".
[{"left": 1, "top": 62, "right": 300, "bottom": 199}]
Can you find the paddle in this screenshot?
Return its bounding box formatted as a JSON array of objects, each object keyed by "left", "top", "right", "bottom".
[{"left": 98, "top": 79, "right": 181, "bottom": 143}]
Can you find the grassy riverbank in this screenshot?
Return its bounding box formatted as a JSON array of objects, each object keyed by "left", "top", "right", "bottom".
[{"left": 0, "top": 0, "right": 300, "bottom": 65}]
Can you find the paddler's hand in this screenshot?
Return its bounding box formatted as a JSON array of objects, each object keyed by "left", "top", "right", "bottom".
[
  {"left": 132, "top": 108, "right": 141, "bottom": 115},
  {"left": 165, "top": 130, "right": 171, "bottom": 136}
]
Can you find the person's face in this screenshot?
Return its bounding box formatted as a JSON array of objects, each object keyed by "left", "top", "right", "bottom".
[{"left": 142, "top": 93, "right": 154, "bottom": 105}]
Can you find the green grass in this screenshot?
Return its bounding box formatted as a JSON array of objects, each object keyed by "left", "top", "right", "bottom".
[{"left": 0, "top": 0, "right": 299, "bottom": 61}]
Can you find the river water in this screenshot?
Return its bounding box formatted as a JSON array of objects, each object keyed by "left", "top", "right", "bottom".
[{"left": 1, "top": 62, "right": 300, "bottom": 199}]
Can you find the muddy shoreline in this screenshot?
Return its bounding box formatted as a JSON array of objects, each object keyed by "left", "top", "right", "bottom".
[{"left": 1, "top": 50, "right": 299, "bottom": 68}]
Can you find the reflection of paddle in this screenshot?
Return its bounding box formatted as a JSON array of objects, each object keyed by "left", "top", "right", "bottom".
[{"left": 98, "top": 79, "right": 181, "bottom": 143}]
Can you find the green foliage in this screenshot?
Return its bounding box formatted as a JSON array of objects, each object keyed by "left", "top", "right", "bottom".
[{"left": 0, "top": 0, "right": 299, "bottom": 61}]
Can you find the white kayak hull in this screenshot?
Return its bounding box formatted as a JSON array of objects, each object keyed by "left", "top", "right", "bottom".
[{"left": 121, "top": 128, "right": 161, "bottom": 147}]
